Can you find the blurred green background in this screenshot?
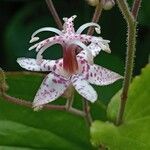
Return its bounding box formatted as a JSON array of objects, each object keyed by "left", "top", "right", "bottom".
[{"left": 0, "top": 0, "right": 149, "bottom": 74}]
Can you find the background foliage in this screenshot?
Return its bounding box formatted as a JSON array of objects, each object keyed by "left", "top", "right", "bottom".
[
  {"left": 0, "top": 0, "right": 149, "bottom": 73},
  {"left": 91, "top": 64, "right": 150, "bottom": 150}
]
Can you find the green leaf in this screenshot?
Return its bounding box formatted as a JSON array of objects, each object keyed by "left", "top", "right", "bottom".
[
  {"left": 0, "top": 72, "right": 95, "bottom": 150},
  {"left": 91, "top": 64, "right": 150, "bottom": 150}
]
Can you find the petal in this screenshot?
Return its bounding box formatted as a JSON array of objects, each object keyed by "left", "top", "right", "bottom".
[
  {"left": 76, "top": 22, "right": 101, "bottom": 34},
  {"left": 45, "top": 59, "right": 67, "bottom": 77},
  {"left": 87, "top": 64, "right": 123, "bottom": 85},
  {"left": 36, "top": 37, "right": 64, "bottom": 61},
  {"left": 17, "top": 58, "right": 42, "bottom": 71},
  {"left": 88, "top": 43, "right": 102, "bottom": 57},
  {"left": 29, "top": 35, "right": 63, "bottom": 51},
  {"left": 17, "top": 58, "right": 58, "bottom": 72},
  {"left": 79, "top": 35, "right": 111, "bottom": 53},
  {"left": 33, "top": 73, "right": 70, "bottom": 107},
  {"left": 71, "top": 75, "right": 97, "bottom": 103},
  {"left": 77, "top": 43, "right": 101, "bottom": 64},
  {"left": 68, "top": 40, "right": 94, "bottom": 64},
  {"left": 63, "top": 15, "right": 76, "bottom": 33},
  {"left": 97, "top": 37, "right": 111, "bottom": 53},
  {"left": 40, "top": 59, "right": 61, "bottom": 72},
  {"left": 77, "top": 50, "right": 93, "bottom": 64},
  {"left": 30, "top": 27, "right": 62, "bottom": 43},
  {"left": 90, "top": 37, "right": 111, "bottom": 53}
]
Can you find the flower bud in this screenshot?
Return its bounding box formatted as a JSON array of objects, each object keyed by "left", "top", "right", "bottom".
[
  {"left": 86, "top": 0, "right": 99, "bottom": 7},
  {"left": 102, "top": 0, "right": 115, "bottom": 10}
]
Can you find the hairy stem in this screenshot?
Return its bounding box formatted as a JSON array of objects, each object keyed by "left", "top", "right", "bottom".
[
  {"left": 131, "top": 0, "right": 142, "bottom": 19},
  {"left": 45, "top": 0, "right": 63, "bottom": 30},
  {"left": 116, "top": 0, "right": 137, "bottom": 125},
  {"left": 87, "top": 0, "right": 103, "bottom": 35}
]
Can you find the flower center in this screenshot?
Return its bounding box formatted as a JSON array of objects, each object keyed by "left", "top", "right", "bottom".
[{"left": 63, "top": 45, "right": 78, "bottom": 75}]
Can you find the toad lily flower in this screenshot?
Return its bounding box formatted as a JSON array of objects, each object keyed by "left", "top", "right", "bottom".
[
  {"left": 17, "top": 43, "right": 122, "bottom": 108},
  {"left": 29, "top": 15, "right": 110, "bottom": 75}
]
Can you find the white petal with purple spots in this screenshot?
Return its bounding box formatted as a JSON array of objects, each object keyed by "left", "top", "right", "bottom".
[
  {"left": 71, "top": 75, "right": 97, "bottom": 102},
  {"left": 17, "top": 58, "right": 59, "bottom": 72},
  {"left": 17, "top": 58, "right": 43, "bottom": 71},
  {"left": 87, "top": 64, "right": 123, "bottom": 85},
  {"left": 33, "top": 72, "right": 70, "bottom": 107}
]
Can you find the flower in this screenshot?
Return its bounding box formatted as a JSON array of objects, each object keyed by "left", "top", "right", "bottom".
[
  {"left": 28, "top": 15, "right": 110, "bottom": 75},
  {"left": 17, "top": 43, "right": 122, "bottom": 108}
]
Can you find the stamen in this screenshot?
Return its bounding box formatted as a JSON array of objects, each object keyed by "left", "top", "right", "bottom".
[
  {"left": 90, "top": 37, "right": 111, "bottom": 53},
  {"left": 95, "top": 27, "right": 101, "bottom": 34},
  {"left": 36, "top": 41, "right": 63, "bottom": 62},
  {"left": 63, "top": 17, "right": 68, "bottom": 22},
  {"left": 71, "top": 15, "right": 77, "bottom": 20},
  {"left": 30, "top": 27, "right": 62, "bottom": 43},
  {"left": 76, "top": 22, "right": 101, "bottom": 34},
  {"left": 98, "top": 42, "right": 111, "bottom": 53},
  {"left": 28, "top": 43, "right": 39, "bottom": 51},
  {"left": 30, "top": 37, "right": 40, "bottom": 43}
]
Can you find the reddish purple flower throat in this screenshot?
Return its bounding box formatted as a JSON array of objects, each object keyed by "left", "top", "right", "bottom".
[{"left": 63, "top": 45, "right": 78, "bottom": 75}]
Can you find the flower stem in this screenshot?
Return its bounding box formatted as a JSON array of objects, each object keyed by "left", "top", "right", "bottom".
[
  {"left": 1, "top": 93, "right": 65, "bottom": 110},
  {"left": 131, "top": 0, "right": 142, "bottom": 20},
  {"left": 116, "top": 0, "right": 138, "bottom": 125},
  {"left": 82, "top": 98, "right": 93, "bottom": 126},
  {"left": 0, "top": 92, "right": 85, "bottom": 117},
  {"left": 45, "top": 0, "right": 63, "bottom": 30},
  {"left": 87, "top": 0, "right": 103, "bottom": 35},
  {"left": 65, "top": 90, "right": 74, "bottom": 110},
  {"left": 68, "top": 107, "right": 85, "bottom": 117}
]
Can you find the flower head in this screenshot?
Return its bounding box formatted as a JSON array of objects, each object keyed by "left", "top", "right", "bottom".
[
  {"left": 17, "top": 15, "right": 122, "bottom": 108},
  {"left": 17, "top": 42, "right": 122, "bottom": 108},
  {"left": 28, "top": 15, "right": 110, "bottom": 75}
]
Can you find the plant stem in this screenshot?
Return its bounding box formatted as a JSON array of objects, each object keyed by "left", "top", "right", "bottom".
[
  {"left": 82, "top": 98, "right": 93, "bottom": 126},
  {"left": 1, "top": 93, "right": 65, "bottom": 110},
  {"left": 116, "top": 0, "right": 137, "bottom": 125},
  {"left": 131, "top": 0, "right": 142, "bottom": 20},
  {"left": 0, "top": 93, "right": 85, "bottom": 117},
  {"left": 65, "top": 93, "right": 85, "bottom": 117},
  {"left": 45, "top": 0, "right": 63, "bottom": 30},
  {"left": 65, "top": 87, "right": 75, "bottom": 110},
  {"left": 68, "top": 107, "right": 85, "bottom": 117},
  {"left": 87, "top": 0, "right": 103, "bottom": 35}
]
